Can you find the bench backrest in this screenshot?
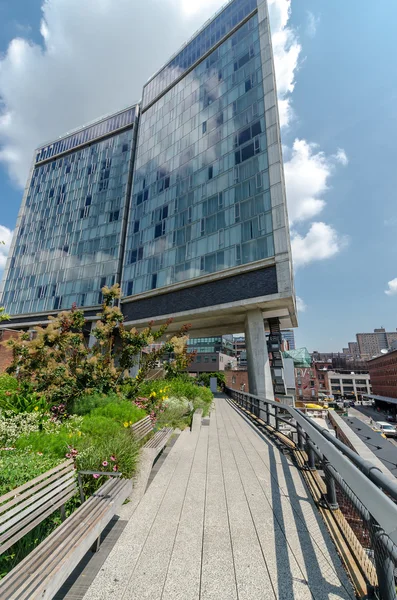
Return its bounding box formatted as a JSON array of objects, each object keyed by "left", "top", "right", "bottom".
[
  {"left": 131, "top": 415, "right": 153, "bottom": 442},
  {"left": 0, "top": 459, "right": 77, "bottom": 555}
]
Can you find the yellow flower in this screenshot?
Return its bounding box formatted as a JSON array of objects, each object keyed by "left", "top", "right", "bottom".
[
  {"left": 68, "top": 433, "right": 73, "bottom": 438},
  {"left": 129, "top": 421, "right": 132, "bottom": 426},
  {"left": 159, "top": 389, "right": 163, "bottom": 393},
  {"left": 123, "top": 422, "right": 129, "bottom": 428},
  {"left": 150, "top": 391, "right": 156, "bottom": 397},
  {"left": 34, "top": 406, "right": 39, "bottom": 411},
  {"left": 78, "top": 431, "right": 82, "bottom": 437},
  {"left": 162, "top": 396, "right": 166, "bottom": 401}
]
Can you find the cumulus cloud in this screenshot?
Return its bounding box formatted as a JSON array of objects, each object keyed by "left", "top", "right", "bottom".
[
  {"left": 0, "top": 0, "right": 347, "bottom": 271},
  {"left": 284, "top": 139, "right": 348, "bottom": 224},
  {"left": 296, "top": 296, "right": 307, "bottom": 312},
  {"left": 0, "top": 226, "right": 13, "bottom": 270},
  {"left": 268, "top": 0, "right": 301, "bottom": 128},
  {"left": 0, "top": 0, "right": 225, "bottom": 186},
  {"left": 291, "top": 222, "right": 346, "bottom": 268},
  {"left": 385, "top": 278, "right": 397, "bottom": 296}
]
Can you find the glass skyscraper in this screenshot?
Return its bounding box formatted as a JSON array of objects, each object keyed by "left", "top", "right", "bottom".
[
  {"left": 1, "top": 0, "right": 296, "bottom": 394},
  {"left": 122, "top": 1, "right": 273, "bottom": 296},
  {"left": 1, "top": 107, "right": 138, "bottom": 315}
]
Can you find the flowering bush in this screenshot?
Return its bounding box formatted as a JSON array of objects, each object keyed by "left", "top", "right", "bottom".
[
  {"left": 0, "top": 412, "right": 42, "bottom": 446},
  {"left": 4, "top": 285, "right": 191, "bottom": 410}
]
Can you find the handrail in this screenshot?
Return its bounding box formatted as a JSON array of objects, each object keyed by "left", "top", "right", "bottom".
[{"left": 226, "top": 388, "right": 397, "bottom": 546}]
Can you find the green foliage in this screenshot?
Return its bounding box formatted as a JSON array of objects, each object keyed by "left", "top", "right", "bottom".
[
  {"left": 4, "top": 285, "right": 191, "bottom": 409},
  {"left": 197, "top": 371, "right": 226, "bottom": 388},
  {"left": 0, "top": 374, "right": 18, "bottom": 394},
  {"left": 90, "top": 401, "right": 146, "bottom": 425},
  {"left": 71, "top": 392, "right": 123, "bottom": 415},
  {"left": 156, "top": 396, "right": 191, "bottom": 430},
  {"left": 137, "top": 377, "right": 213, "bottom": 418},
  {"left": 0, "top": 412, "right": 42, "bottom": 446},
  {"left": 79, "top": 415, "right": 121, "bottom": 439},
  {"left": 0, "top": 449, "right": 62, "bottom": 496},
  {"left": 15, "top": 429, "right": 82, "bottom": 458},
  {"left": 0, "top": 385, "right": 47, "bottom": 414},
  {"left": 76, "top": 430, "right": 140, "bottom": 496}
]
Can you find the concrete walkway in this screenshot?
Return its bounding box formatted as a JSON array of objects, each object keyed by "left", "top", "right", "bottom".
[{"left": 84, "top": 397, "right": 355, "bottom": 600}]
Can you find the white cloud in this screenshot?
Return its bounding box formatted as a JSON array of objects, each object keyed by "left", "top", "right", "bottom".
[
  {"left": 306, "top": 11, "right": 319, "bottom": 38},
  {"left": 284, "top": 139, "right": 348, "bottom": 224},
  {"left": 0, "top": 0, "right": 225, "bottom": 187},
  {"left": 291, "top": 222, "right": 346, "bottom": 268},
  {"left": 0, "top": 0, "right": 347, "bottom": 272},
  {"left": 296, "top": 296, "right": 307, "bottom": 312},
  {"left": 385, "top": 278, "right": 397, "bottom": 296},
  {"left": 268, "top": 0, "right": 301, "bottom": 128},
  {"left": 0, "top": 226, "right": 13, "bottom": 270}
]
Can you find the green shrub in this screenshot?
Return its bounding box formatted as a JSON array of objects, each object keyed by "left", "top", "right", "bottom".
[
  {"left": 76, "top": 429, "right": 140, "bottom": 496},
  {"left": 137, "top": 377, "right": 213, "bottom": 418},
  {"left": 90, "top": 401, "right": 146, "bottom": 425},
  {"left": 15, "top": 430, "right": 82, "bottom": 458},
  {"left": 197, "top": 371, "right": 225, "bottom": 388},
  {"left": 80, "top": 415, "right": 121, "bottom": 439},
  {"left": 156, "top": 396, "right": 191, "bottom": 430},
  {"left": 0, "top": 412, "right": 42, "bottom": 447},
  {"left": 71, "top": 392, "right": 123, "bottom": 416},
  {"left": 0, "top": 449, "right": 62, "bottom": 496},
  {"left": 0, "top": 374, "right": 18, "bottom": 394},
  {"left": 0, "top": 383, "right": 47, "bottom": 414}
]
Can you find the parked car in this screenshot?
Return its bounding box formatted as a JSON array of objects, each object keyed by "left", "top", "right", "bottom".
[
  {"left": 375, "top": 421, "right": 397, "bottom": 438},
  {"left": 386, "top": 415, "right": 396, "bottom": 423}
]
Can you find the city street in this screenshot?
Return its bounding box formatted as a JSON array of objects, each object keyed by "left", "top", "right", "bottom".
[{"left": 349, "top": 405, "right": 397, "bottom": 448}]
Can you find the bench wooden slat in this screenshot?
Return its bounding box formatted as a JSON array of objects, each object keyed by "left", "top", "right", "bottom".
[
  {"left": 0, "top": 474, "right": 76, "bottom": 538},
  {"left": 0, "top": 484, "right": 77, "bottom": 556},
  {"left": 0, "top": 459, "right": 74, "bottom": 506},
  {"left": 144, "top": 428, "right": 172, "bottom": 449},
  {"left": 0, "top": 469, "right": 76, "bottom": 527},
  {"left": 0, "top": 478, "right": 118, "bottom": 596},
  {"left": 2, "top": 479, "right": 132, "bottom": 600},
  {"left": 131, "top": 416, "right": 153, "bottom": 441}
]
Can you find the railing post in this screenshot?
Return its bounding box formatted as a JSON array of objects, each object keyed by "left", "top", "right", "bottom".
[
  {"left": 323, "top": 459, "right": 339, "bottom": 510},
  {"left": 306, "top": 440, "right": 316, "bottom": 471},
  {"left": 275, "top": 405, "right": 279, "bottom": 431},
  {"left": 266, "top": 402, "right": 270, "bottom": 425},
  {"left": 297, "top": 425, "right": 305, "bottom": 450},
  {"left": 372, "top": 524, "right": 397, "bottom": 600}
]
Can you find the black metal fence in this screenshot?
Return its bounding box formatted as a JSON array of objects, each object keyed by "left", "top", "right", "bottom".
[{"left": 227, "top": 388, "right": 397, "bottom": 600}]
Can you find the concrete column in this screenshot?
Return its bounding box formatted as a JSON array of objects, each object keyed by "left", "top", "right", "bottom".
[{"left": 244, "top": 309, "right": 274, "bottom": 400}]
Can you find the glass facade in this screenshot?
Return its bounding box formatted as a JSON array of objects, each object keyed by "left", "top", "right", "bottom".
[
  {"left": 143, "top": 0, "right": 257, "bottom": 108},
  {"left": 187, "top": 335, "right": 234, "bottom": 355},
  {"left": 2, "top": 107, "right": 137, "bottom": 315},
  {"left": 122, "top": 10, "right": 274, "bottom": 297}
]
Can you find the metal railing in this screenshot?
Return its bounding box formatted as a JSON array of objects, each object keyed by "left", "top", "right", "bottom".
[{"left": 226, "top": 387, "right": 397, "bottom": 600}]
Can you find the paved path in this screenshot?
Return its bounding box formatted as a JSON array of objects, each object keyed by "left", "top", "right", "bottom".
[{"left": 84, "top": 397, "right": 355, "bottom": 600}]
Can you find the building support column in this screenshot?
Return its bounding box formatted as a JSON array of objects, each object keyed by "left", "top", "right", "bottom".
[{"left": 244, "top": 309, "right": 274, "bottom": 401}]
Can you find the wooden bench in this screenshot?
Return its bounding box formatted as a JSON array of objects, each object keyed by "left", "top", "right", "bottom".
[
  {"left": 131, "top": 415, "right": 172, "bottom": 456},
  {"left": 0, "top": 459, "right": 131, "bottom": 599}
]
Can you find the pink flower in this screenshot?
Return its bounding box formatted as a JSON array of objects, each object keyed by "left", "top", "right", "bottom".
[
  {"left": 113, "top": 465, "right": 118, "bottom": 472},
  {"left": 102, "top": 461, "right": 108, "bottom": 467},
  {"left": 110, "top": 456, "right": 116, "bottom": 462},
  {"left": 65, "top": 453, "right": 72, "bottom": 458},
  {"left": 93, "top": 474, "right": 100, "bottom": 479}
]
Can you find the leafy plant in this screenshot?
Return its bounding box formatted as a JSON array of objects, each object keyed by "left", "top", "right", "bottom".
[
  {"left": 71, "top": 392, "right": 123, "bottom": 415},
  {"left": 197, "top": 371, "right": 226, "bottom": 388},
  {"left": 89, "top": 401, "right": 146, "bottom": 425},
  {"left": 4, "top": 285, "right": 191, "bottom": 409}
]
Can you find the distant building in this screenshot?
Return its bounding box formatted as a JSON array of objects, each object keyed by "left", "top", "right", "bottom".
[
  {"left": 356, "top": 328, "right": 397, "bottom": 360},
  {"left": 327, "top": 371, "right": 371, "bottom": 400},
  {"left": 281, "top": 329, "right": 295, "bottom": 350},
  {"left": 367, "top": 349, "right": 397, "bottom": 404},
  {"left": 188, "top": 335, "right": 236, "bottom": 374}
]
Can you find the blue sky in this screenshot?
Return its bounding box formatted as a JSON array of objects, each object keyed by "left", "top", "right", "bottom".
[{"left": 0, "top": 0, "right": 396, "bottom": 352}]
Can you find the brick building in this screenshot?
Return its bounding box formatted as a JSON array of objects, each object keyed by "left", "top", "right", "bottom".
[
  {"left": 367, "top": 349, "right": 397, "bottom": 400},
  {"left": 0, "top": 330, "right": 18, "bottom": 373}
]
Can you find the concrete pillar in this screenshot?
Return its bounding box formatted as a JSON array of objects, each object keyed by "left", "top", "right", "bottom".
[{"left": 244, "top": 309, "right": 274, "bottom": 401}]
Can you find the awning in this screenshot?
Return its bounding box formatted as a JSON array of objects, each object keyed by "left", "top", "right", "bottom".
[{"left": 363, "top": 394, "right": 397, "bottom": 406}]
